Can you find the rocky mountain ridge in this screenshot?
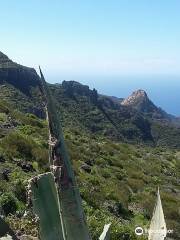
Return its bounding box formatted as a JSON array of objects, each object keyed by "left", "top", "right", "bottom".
[
  {"left": 0, "top": 51, "right": 41, "bottom": 96},
  {"left": 121, "top": 89, "right": 172, "bottom": 120},
  {"left": 121, "top": 89, "right": 148, "bottom": 106}
]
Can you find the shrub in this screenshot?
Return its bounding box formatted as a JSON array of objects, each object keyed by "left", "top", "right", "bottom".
[
  {"left": 0, "top": 193, "right": 18, "bottom": 215},
  {"left": 14, "top": 180, "right": 26, "bottom": 203},
  {"left": 1, "top": 131, "right": 34, "bottom": 159}
]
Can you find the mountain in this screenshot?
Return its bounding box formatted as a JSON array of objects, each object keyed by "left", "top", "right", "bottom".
[
  {"left": 1, "top": 51, "right": 180, "bottom": 147},
  {"left": 121, "top": 89, "right": 180, "bottom": 124},
  {"left": 0, "top": 52, "right": 179, "bottom": 239},
  {"left": 49, "top": 81, "right": 154, "bottom": 142},
  {"left": 0, "top": 51, "right": 41, "bottom": 95},
  {"left": 0, "top": 51, "right": 44, "bottom": 117},
  {"left": 121, "top": 89, "right": 170, "bottom": 119},
  {"left": 49, "top": 80, "right": 180, "bottom": 148}
]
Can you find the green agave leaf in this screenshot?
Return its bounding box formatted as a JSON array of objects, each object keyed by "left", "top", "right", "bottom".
[
  {"left": 39, "top": 68, "right": 91, "bottom": 240},
  {"left": 29, "top": 172, "right": 64, "bottom": 240}
]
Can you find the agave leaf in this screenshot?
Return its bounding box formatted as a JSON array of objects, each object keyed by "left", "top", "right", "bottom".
[
  {"left": 39, "top": 68, "right": 91, "bottom": 240},
  {"left": 99, "top": 223, "right": 111, "bottom": 240},
  {"left": 29, "top": 172, "right": 64, "bottom": 240}
]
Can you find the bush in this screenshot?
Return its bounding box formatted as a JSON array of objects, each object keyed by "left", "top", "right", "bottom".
[
  {"left": 0, "top": 193, "right": 18, "bottom": 215},
  {"left": 1, "top": 131, "right": 34, "bottom": 159},
  {"left": 14, "top": 180, "right": 26, "bottom": 203},
  {"left": 0, "top": 101, "right": 10, "bottom": 114}
]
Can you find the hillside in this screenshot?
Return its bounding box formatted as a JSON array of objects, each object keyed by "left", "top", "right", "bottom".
[
  {"left": 121, "top": 89, "right": 170, "bottom": 118},
  {"left": 50, "top": 80, "right": 180, "bottom": 148},
  {"left": 0, "top": 52, "right": 180, "bottom": 239},
  {"left": 0, "top": 52, "right": 44, "bottom": 118}
]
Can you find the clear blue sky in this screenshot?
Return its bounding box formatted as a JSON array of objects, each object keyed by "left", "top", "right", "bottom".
[{"left": 1, "top": 1, "right": 180, "bottom": 115}]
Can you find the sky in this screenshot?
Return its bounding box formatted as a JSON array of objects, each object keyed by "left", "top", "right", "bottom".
[{"left": 0, "top": 0, "right": 180, "bottom": 115}]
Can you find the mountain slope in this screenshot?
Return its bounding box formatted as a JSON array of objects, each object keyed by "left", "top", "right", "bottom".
[
  {"left": 0, "top": 52, "right": 44, "bottom": 117},
  {"left": 50, "top": 81, "right": 180, "bottom": 148},
  {"left": 0, "top": 52, "right": 40, "bottom": 95},
  {"left": 0, "top": 52, "right": 179, "bottom": 239},
  {"left": 121, "top": 89, "right": 174, "bottom": 120},
  {"left": 1, "top": 51, "right": 180, "bottom": 148}
]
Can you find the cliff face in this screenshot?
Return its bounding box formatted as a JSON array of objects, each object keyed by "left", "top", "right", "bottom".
[
  {"left": 0, "top": 51, "right": 44, "bottom": 117},
  {"left": 121, "top": 89, "right": 148, "bottom": 107},
  {"left": 0, "top": 52, "right": 12, "bottom": 64},
  {"left": 121, "top": 89, "right": 170, "bottom": 119},
  {"left": 0, "top": 51, "right": 41, "bottom": 96}
]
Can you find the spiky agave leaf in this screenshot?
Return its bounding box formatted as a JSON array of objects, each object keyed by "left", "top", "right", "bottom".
[
  {"left": 29, "top": 172, "right": 64, "bottom": 240},
  {"left": 99, "top": 224, "right": 111, "bottom": 240},
  {"left": 39, "top": 67, "right": 91, "bottom": 240}
]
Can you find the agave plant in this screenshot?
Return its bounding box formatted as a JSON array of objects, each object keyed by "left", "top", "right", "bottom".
[
  {"left": 38, "top": 67, "right": 91, "bottom": 240},
  {"left": 28, "top": 68, "right": 111, "bottom": 240},
  {"left": 28, "top": 172, "right": 64, "bottom": 240},
  {"left": 0, "top": 68, "right": 111, "bottom": 240}
]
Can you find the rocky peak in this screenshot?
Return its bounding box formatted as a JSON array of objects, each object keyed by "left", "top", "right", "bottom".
[
  {"left": 121, "top": 89, "right": 149, "bottom": 107},
  {"left": 121, "top": 89, "right": 172, "bottom": 120},
  {"left": 0, "top": 51, "right": 12, "bottom": 64},
  {"left": 0, "top": 51, "right": 41, "bottom": 95},
  {"left": 62, "top": 80, "right": 98, "bottom": 103},
  {"left": 62, "top": 80, "right": 90, "bottom": 94}
]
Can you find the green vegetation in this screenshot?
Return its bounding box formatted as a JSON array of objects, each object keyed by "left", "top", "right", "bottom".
[
  {"left": 0, "top": 58, "right": 179, "bottom": 239},
  {"left": 64, "top": 126, "right": 180, "bottom": 239},
  {"left": 0, "top": 101, "right": 48, "bottom": 223},
  {"left": 30, "top": 173, "right": 64, "bottom": 240},
  {"left": 1, "top": 95, "right": 179, "bottom": 239}
]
